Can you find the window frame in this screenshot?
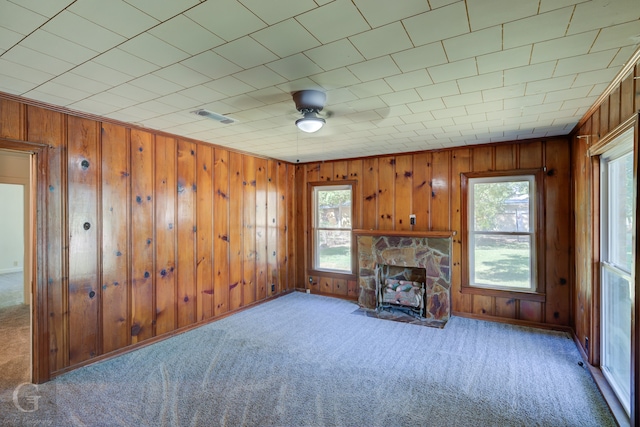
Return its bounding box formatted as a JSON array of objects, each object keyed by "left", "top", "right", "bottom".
[
  {"left": 307, "top": 180, "right": 357, "bottom": 278},
  {"left": 461, "top": 169, "right": 545, "bottom": 297}
]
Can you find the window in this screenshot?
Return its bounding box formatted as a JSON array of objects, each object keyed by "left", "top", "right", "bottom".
[
  {"left": 600, "top": 131, "right": 634, "bottom": 416},
  {"left": 465, "top": 173, "right": 538, "bottom": 291},
  {"left": 311, "top": 184, "right": 353, "bottom": 273}
]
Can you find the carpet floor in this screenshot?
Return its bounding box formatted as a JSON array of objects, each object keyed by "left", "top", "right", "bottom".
[{"left": 1, "top": 292, "right": 615, "bottom": 426}]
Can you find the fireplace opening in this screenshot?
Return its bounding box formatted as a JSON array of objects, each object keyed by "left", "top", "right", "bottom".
[{"left": 377, "top": 265, "right": 426, "bottom": 319}]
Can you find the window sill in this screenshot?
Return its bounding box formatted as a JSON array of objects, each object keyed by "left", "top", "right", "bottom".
[
  {"left": 308, "top": 269, "right": 356, "bottom": 281},
  {"left": 461, "top": 285, "right": 545, "bottom": 302}
]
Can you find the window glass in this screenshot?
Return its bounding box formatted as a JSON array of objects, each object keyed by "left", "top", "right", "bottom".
[{"left": 313, "top": 185, "right": 352, "bottom": 273}]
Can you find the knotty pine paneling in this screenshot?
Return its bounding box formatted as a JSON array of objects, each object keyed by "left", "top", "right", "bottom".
[
  {"left": 242, "top": 155, "right": 257, "bottom": 306},
  {"left": 101, "top": 123, "right": 130, "bottom": 353},
  {"left": 2, "top": 95, "right": 294, "bottom": 380},
  {"left": 67, "top": 116, "right": 100, "bottom": 364},
  {"left": 228, "top": 151, "right": 243, "bottom": 310},
  {"left": 298, "top": 139, "right": 573, "bottom": 325}
]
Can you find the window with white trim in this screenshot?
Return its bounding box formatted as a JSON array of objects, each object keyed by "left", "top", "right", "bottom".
[
  {"left": 467, "top": 174, "right": 536, "bottom": 291},
  {"left": 312, "top": 184, "right": 353, "bottom": 273}
]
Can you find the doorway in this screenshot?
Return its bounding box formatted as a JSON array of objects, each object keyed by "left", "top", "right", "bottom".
[{"left": 0, "top": 150, "right": 32, "bottom": 388}]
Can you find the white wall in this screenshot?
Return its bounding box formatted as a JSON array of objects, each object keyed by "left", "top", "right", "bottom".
[{"left": 0, "top": 183, "right": 24, "bottom": 273}]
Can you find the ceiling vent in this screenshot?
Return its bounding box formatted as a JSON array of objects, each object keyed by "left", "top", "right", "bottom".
[{"left": 191, "top": 109, "right": 237, "bottom": 124}]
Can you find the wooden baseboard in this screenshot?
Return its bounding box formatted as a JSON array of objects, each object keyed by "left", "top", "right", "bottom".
[{"left": 451, "top": 310, "right": 573, "bottom": 333}]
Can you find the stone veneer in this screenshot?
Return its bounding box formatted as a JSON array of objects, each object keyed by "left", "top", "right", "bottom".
[{"left": 356, "top": 234, "right": 451, "bottom": 323}]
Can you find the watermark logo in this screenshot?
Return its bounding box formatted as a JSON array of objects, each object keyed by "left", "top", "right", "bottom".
[{"left": 12, "top": 382, "right": 40, "bottom": 413}]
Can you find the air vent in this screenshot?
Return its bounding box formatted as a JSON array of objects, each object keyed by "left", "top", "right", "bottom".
[{"left": 191, "top": 109, "right": 237, "bottom": 124}]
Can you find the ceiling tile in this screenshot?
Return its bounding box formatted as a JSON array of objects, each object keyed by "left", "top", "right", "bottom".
[
  {"left": 266, "top": 54, "right": 324, "bottom": 80},
  {"left": 94, "top": 48, "right": 159, "bottom": 77},
  {"left": 428, "top": 58, "right": 477, "bottom": 83},
  {"left": 406, "top": 98, "right": 445, "bottom": 113},
  {"left": 443, "top": 91, "right": 483, "bottom": 108},
  {"left": 68, "top": 98, "right": 120, "bottom": 116},
  {"left": 233, "top": 65, "right": 287, "bottom": 89},
  {"left": 251, "top": 19, "right": 320, "bottom": 59},
  {"left": 52, "top": 72, "right": 112, "bottom": 93},
  {"left": 353, "top": 0, "right": 429, "bottom": 28},
  {"left": 457, "top": 71, "right": 503, "bottom": 93},
  {"left": 21, "top": 30, "right": 98, "bottom": 65},
  {"left": 149, "top": 15, "right": 224, "bottom": 55},
  {"left": 0, "top": 26, "right": 24, "bottom": 51},
  {"left": 348, "top": 56, "right": 401, "bottom": 82},
  {"left": 156, "top": 92, "right": 201, "bottom": 110},
  {"left": 525, "top": 75, "right": 576, "bottom": 95},
  {"left": 120, "top": 33, "right": 190, "bottom": 67},
  {"left": 0, "top": 1, "right": 48, "bottom": 35},
  {"left": 591, "top": 21, "right": 640, "bottom": 52},
  {"left": 68, "top": 0, "right": 159, "bottom": 38},
  {"left": 531, "top": 31, "right": 598, "bottom": 63},
  {"left": 403, "top": 2, "right": 469, "bottom": 46},
  {"left": 185, "top": 1, "right": 266, "bottom": 42},
  {"left": 466, "top": 99, "right": 503, "bottom": 114},
  {"left": 416, "top": 81, "right": 460, "bottom": 100},
  {"left": 239, "top": 0, "right": 316, "bottom": 25},
  {"left": 568, "top": 0, "right": 640, "bottom": 35},
  {"left": 129, "top": 74, "right": 184, "bottom": 95},
  {"left": 204, "top": 76, "right": 254, "bottom": 97},
  {"left": 391, "top": 42, "right": 448, "bottom": 73},
  {"left": 24, "top": 89, "right": 76, "bottom": 106},
  {"left": 179, "top": 85, "right": 226, "bottom": 104},
  {"left": 181, "top": 50, "right": 242, "bottom": 80},
  {"left": 572, "top": 68, "right": 619, "bottom": 88},
  {"left": 214, "top": 36, "right": 279, "bottom": 69},
  {"left": 84, "top": 92, "right": 140, "bottom": 109},
  {"left": 349, "top": 22, "right": 413, "bottom": 60},
  {"left": 482, "top": 84, "right": 526, "bottom": 102},
  {"left": 554, "top": 49, "right": 618, "bottom": 77},
  {"left": 467, "top": 0, "right": 538, "bottom": 31},
  {"left": 476, "top": 45, "right": 532, "bottom": 74},
  {"left": 133, "top": 100, "right": 185, "bottom": 116},
  {"left": 2, "top": 45, "right": 74, "bottom": 75},
  {"left": 71, "top": 61, "right": 132, "bottom": 86},
  {"left": 503, "top": 62, "right": 555, "bottom": 86},
  {"left": 503, "top": 7, "right": 573, "bottom": 49},
  {"left": 0, "top": 73, "right": 38, "bottom": 94},
  {"left": 42, "top": 11, "right": 125, "bottom": 52},
  {"left": 309, "top": 68, "right": 361, "bottom": 90},
  {"left": 107, "top": 83, "right": 158, "bottom": 103},
  {"left": 153, "top": 63, "right": 210, "bottom": 87},
  {"left": 296, "top": 0, "right": 370, "bottom": 44},
  {"left": 34, "top": 81, "right": 92, "bottom": 103},
  {"left": 385, "top": 69, "right": 432, "bottom": 91},
  {"left": 305, "top": 40, "right": 364, "bottom": 71},
  {"left": 122, "top": 0, "right": 200, "bottom": 21},
  {"left": 380, "top": 89, "right": 421, "bottom": 106},
  {"left": 544, "top": 85, "right": 593, "bottom": 103},
  {"left": 9, "top": 0, "right": 73, "bottom": 18},
  {"left": 444, "top": 26, "right": 502, "bottom": 62}
]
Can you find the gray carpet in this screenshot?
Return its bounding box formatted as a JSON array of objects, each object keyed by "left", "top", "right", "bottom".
[{"left": 1, "top": 292, "right": 615, "bottom": 426}]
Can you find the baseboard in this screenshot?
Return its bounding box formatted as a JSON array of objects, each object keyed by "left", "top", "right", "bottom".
[
  {"left": 451, "top": 310, "right": 573, "bottom": 333},
  {"left": 571, "top": 333, "right": 629, "bottom": 427},
  {"left": 0, "top": 267, "right": 22, "bottom": 275}
]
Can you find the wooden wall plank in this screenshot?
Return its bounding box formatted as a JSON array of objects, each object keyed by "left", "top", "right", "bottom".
[
  {"left": 412, "top": 152, "right": 431, "bottom": 231},
  {"left": 196, "top": 144, "right": 214, "bottom": 320},
  {"left": 431, "top": 151, "right": 450, "bottom": 230},
  {"left": 394, "top": 155, "right": 413, "bottom": 231},
  {"left": 177, "top": 140, "right": 197, "bottom": 327},
  {"left": 333, "top": 160, "right": 348, "bottom": 180},
  {"left": 286, "top": 164, "right": 296, "bottom": 291},
  {"left": 67, "top": 116, "right": 100, "bottom": 364},
  {"left": 544, "top": 139, "right": 571, "bottom": 325},
  {"left": 242, "top": 155, "right": 257, "bottom": 305},
  {"left": 100, "top": 123, "right": 129, "bottom": 353},
  {"left": 472, "top": 295, "right": 493, "bottom": 316},
  {"left": 154, "top": 136, "right": 176, "bottom": 335},
  {"left": 348, "top": 159, "right": 363, "bottom": 228},
  {"left": 495, "top": 144, "right": 516, "bottom": 170},
  {"left": 608, "top": 86, "right": 621, "bottom": 129},
  {"left": 320, "top": 276, "right": 334, "bottom": 294},
  {"left": 0, "top": 98, "right": 24, "bottom": 139},
  {"left": 334, "top": 278, "right": 348, "bottom": 296},
  {"left": 520, "top": 300, "right": 543, "bottom": 323},
  {"left": 130, "top": 129, "right": 154, "bottom": 344},
  {"left": 472, "top": 146, "right": 493, "bottom": 171},
  {"left": 318, "top": 161, "right": 333, "bottom": 181},
  {"left": 378, "top": 157, "right": 395, "bottom": 230},
  {"left": 213, "top": 149, "right": 230, "bottom": 316},
  {"left": 450, "top": 148, "right": 471, "bottom": 313},
  {"left": 599, "top": 96, "right": 610, "bottom": 136},
  {"left": 362, "top": 158, "right": 378, "bottom": 230},
  {"left": 267, "top": 159, "right": 278, "bottom": 297},
  {"left": 255, "top": 158, "right": 268, "bottom": 299},
  {"left": 495, "top": 297, "right": 517, "bottom": 319},
  {"left": 27, "top": 106, "right": 67, "bottom": 373},
  {"left": 277, "top": 161, "right": 288, "bottom": 292},
  {"left": 228, "top": 152, "right": 243, "bottom": 310},
  {"left": 620, "top": 71, "right": 634, "bottom": 121},
  {"left": 518, "top": 141, "right": 543, "bottom": 169}
]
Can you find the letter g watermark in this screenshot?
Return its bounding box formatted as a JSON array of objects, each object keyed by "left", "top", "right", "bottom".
[{"left": 13, "top": 382, "right": 41, "bottom": 413}]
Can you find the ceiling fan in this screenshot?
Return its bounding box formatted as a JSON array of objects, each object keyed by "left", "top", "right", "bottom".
[{"left": 292, "top": 90, "right": 328, "bottom": 133}]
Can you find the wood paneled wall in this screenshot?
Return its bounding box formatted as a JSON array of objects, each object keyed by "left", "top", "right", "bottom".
[
  {"left": 0, "top": 96, "right": 294, "bottom": 379},
  {"left": 296, "top": 138, "right": 572, "bottom": 327},
  {"left": 571, "top": 57, "right": 640, "bottom": 361}
]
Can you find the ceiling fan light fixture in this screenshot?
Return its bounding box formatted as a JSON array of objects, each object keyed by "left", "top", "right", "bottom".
[{"left": 295, "top": 110, "right": 325, "bottom": 133}]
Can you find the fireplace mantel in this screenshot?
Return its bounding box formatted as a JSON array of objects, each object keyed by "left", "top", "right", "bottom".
[{"left": 353, "top": 229, "right": 456, "bottom": 238}]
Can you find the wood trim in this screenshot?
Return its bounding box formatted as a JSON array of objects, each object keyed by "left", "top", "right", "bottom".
[
  {"left": 452, "top": 310, "right": 572, "bottom": 332},
  {"left": 352, "top": 229, "right": 456, "bottom": 238},
  {"left": 588, "top": 114, "right": 637, "bottom": 156},
  {"left": 0, "top": 137, "right": 50, "bottom": 382},
  {"left": 632, "top": 112, "right": 640, "bottom": 426},
  {"left": 460, "top": 286, "right": 546, "bottom": 302}
]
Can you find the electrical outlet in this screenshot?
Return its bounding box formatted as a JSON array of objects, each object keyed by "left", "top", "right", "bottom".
[
  {"left": 309, "top": 276, "right": 313, "bottom": 283},
  {"left": 271, "top": 283, "right": 275, "bottom": 292},
  {"left": 306, "top": 289, "right": 310, "bottom": 294},
  {"left": 13, "top": 261, "right": 18, "bottom": 267},
  {"left": 585, "top": 337, "right": 589, "bottom": 352},
  {"left": 409, "top": 214, "right": 416, "bottom": 225}
]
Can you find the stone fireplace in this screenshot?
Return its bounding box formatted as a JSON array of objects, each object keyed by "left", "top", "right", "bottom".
[{"left": 355, "top": 230, "right": 453, "bottom": 324}]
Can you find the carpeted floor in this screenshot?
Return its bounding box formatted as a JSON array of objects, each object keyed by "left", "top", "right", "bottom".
[
  {"left": 1, "top": 292, "right": 615, "bottom": 426},
  {"left": 0, "top": 271, "right": 24, "bottom": 308}
]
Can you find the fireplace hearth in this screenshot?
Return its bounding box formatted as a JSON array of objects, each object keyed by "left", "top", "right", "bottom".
[{"left": 354, "top": 230, "right": 453, "bottom": 326}]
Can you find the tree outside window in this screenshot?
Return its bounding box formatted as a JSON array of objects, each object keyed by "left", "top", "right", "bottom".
[{"left": 312, "top": 184, "right": 353, "bottom": 273}]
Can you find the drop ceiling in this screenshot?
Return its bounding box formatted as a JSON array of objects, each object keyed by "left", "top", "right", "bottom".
[{"left": 0, "top": 0, "right": 638, "bottom": 163}]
